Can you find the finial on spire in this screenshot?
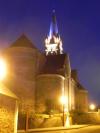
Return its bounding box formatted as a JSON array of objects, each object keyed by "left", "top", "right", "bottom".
[
  {"left": 49, "top": 10, "right": 58, "bottom": 38},
  {"left": 52, "top": 9, "right": 55, "bottom": 13},
  {"left": 52, "top": 10, "right": 56, "bottom": 24}
]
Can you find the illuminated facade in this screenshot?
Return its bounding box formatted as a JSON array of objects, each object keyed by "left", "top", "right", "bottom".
[{"left": 2, "top": 11, "right": 88, "bottom": 129}]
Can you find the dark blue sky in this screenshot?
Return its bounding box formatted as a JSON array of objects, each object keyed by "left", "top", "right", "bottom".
[{"left": 0, "top": 0, "right": 100, "bottom": 105}]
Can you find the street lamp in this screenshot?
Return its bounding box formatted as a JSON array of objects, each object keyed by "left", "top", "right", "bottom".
[
  {"left": 60, "top": 95, "right": 67, "bottom": 126},
  {"left": 0, "top": 58, "right": 7, "bottom": 81},
  {"left": 89, "top": 103, "right": 96, "bottom": 111}
]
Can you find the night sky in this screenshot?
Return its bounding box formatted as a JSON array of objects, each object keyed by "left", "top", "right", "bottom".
[{"left": 0, "top": 0, "right": 100, "bottom": 105}]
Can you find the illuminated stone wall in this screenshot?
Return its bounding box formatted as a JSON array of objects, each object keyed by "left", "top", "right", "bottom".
[
  {"left": 71, "top": 79, "right": 88, "bottom": 112},
  {"left": 36, "top": 74, "right": 65, "bottom": 113},
  {"left": 71, "top": 69, "right": 88, "bottom": 112},
  {"left": 76, "top": 90, "right": 88, "bottom": 112},
  {"left": 0, "top": 95, "right": 17, "bottom": 133},
  {"left": 3, "top": 47, "right": 45, "bottom": 113},
  {"left": 2, "top": 35, "right": 88, "bottom": 121}
]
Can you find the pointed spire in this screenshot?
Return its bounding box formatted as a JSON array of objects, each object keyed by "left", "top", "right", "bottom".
[
  {"left": 45, "top": 11, "right": 63, "bottom": 55},
  {"left": 49, "top": 10, "right": 58, "bottom": 38},
  {"left": 52, "top": 10, "right": 56, "bottom": 24}
]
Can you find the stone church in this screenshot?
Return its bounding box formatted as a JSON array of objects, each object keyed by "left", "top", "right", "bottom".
[{"left": 2, "top": 11, "right": 88, "bottom": 127}]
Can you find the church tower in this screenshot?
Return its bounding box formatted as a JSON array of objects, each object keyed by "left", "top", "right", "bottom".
[{"left": 45, "top": 10, "right": 63, "bottom": 55}]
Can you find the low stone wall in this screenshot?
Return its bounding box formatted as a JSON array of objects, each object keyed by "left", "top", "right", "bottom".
[
  {"left": 72, "top": 111, "right": 100, "bottom": 124},
  {"left": 18, "top": 112, "right": 64, "bottom": 130},
  {"left": 0, "top": 95, "right": 16, "bottom": 133}
]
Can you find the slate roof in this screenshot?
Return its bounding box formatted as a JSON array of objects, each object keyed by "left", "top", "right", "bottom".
[
  {"left": 10, "top": 34, "right": 37, "bottom": 49},
  {"left": 71, "top": 70, "right": 87, "bottom": 92},
  {"left": 77, "top": 82, "right": 88, "bottom": 92}
]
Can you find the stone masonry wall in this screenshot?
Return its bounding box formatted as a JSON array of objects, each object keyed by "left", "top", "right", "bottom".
[
  {"left": 36, "top": 74, "right": 64, "bottom": 113},
  {"left": 0, "top": 94, "right": 16, "bottom": 133},
  {"left": 3, "top": 47, "right": 45, "bottom": 114},
  {"left": 77, "top": 90, "right": 88, "bottom": 112}
]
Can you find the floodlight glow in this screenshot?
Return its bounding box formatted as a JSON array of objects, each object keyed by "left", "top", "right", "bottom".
[
  {"left": 45, "top": 11, "right": 63, "bottom": 55},
  {"left": 45, "top": 36, "right": 63, "bottom": 55},
  {"left": 60, "top": 96, "right": 67, "bottom": 105},
  {"left": 89, "top": 103, "right": 96, "bottom": 111},
  {"left": 0, "top": 58, "right": 7, "bottom": 80}
]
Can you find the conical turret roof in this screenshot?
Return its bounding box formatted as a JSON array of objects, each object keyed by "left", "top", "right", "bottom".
[{"left": 10, "top": 34, "right": 37, "bottom": 49}]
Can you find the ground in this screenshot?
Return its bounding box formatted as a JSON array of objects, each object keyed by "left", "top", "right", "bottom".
[{"left": 18, "top": 125, "right": 100, "bottom": 133}]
